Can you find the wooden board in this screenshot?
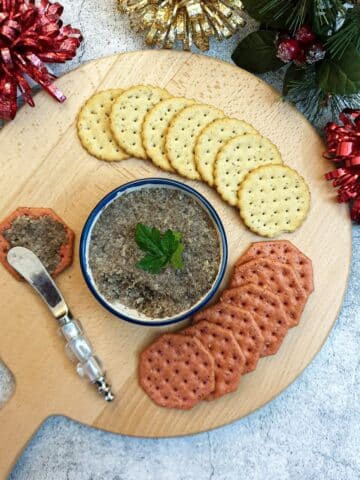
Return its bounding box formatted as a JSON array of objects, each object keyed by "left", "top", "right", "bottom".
[{"left": 0, "top": 50, "right": 351, "bottom": 478}]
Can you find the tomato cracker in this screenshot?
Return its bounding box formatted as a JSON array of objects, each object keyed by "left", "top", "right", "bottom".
[
  {"left": 139, "top": 333, "right": 215, "bottom": 410},
  {"left": 221, "top": 284, "right": 289, "bottom": 356},
  {"left": 193, "top": 302, "right": 264, "bottom": 373},
  {"left": 236, "top": 240, "right": 314, "bottom": 295},
  {"left": 0, "top": 207, "right": 74, "bottom": 281},
  {"left": 183, "top": 321, "right": 245, "bottom": 399},
  {"left": 230, "top": 258, "right": 307, "bottom": 327}
]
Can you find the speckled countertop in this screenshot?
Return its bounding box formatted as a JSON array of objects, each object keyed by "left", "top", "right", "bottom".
[{"left": 1, "top": 2, "right": 359, "bottom": 479}]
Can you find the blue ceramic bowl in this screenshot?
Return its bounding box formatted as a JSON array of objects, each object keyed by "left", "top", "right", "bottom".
[{"left": 80, "top": 178, "right": 228, "bottom": 327}]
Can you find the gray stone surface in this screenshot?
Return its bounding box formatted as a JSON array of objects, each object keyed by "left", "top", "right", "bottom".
[{"left": 0, "top": 2, "right": 359, "bottom": 478}]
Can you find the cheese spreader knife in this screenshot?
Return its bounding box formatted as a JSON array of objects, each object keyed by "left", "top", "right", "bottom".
[{"left": 7, "top": 246, "right": 115, "bottom": 402}]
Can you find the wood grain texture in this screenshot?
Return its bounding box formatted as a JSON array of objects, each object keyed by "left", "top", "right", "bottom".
[{"left": 0, "top": 51, "right": 351, "bottom": 477}]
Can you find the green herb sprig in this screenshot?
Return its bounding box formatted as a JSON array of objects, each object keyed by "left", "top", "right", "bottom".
[{"left": 134, "top": 223, "right": 185, "bottom": 274}]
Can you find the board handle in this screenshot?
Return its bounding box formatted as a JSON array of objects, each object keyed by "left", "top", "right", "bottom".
[{"left": 0, "top": 383, "right": 48, "bottom": 479}]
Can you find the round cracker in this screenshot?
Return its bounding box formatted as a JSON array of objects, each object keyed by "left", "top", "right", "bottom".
[
  {"left": 238, "top": 164, "right": 311, "bottom": 237},
  {"left": 139, "top": 333, "right": 215, "bottom": 410},
  {"left": 195, "top": 118, "right": 258, "bottom": 186},
  {"left": 77, "top": 89, "right": 128, "bottom": 162},
  {"left": 214, "top": 134, "right": 283, "bottom": 206},
  {"left": 110, "top": 85, "right": 171, "bottom": 159},
  {"left": 165, "top": 104, "right": 224, "bottom": 180},
  {"left": 142, "top": 97, "right": 195, "bottom": 172}
]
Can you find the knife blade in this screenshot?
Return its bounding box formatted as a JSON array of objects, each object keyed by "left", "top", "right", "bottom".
[{"left": 7, "top": 246, "right": 115, "bottom": 402}]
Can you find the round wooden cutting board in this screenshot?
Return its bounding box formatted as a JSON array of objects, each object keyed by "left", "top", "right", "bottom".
[{"left": 0, "top": 51, "right": 351, "bottom": 477}]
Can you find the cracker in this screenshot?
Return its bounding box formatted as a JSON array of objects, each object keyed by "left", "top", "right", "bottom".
[
  {"left": 165, "top": 104, "right": 224, "bottom": 180},
  {"left": 183, "top": 321, "right": 245, "bottom": 399},
  {"left": 142, "top": 97, "right": 195, "bottom": 172},
  {"left": 110, "top": 85, "right": 171, "bottom": 159},
  {"left": 238, "top": 164, "right": 311, "bottom": 237},
  {"left": 195, "top": 118, "right": 258, "bottom": 186},
  {"left": 214, "top": 134, "right": 283, "bottom": 206},
  {"left": 230, "top": 258, "right": 307, "bottom": 327},
  {"left": 0, "top": 207, "right": 74, "bottom": 281},
  {"left": 139, "top": 333, "right": 215, "bottom": 410},
  {"left": 221, "top": 283, "right": 289, "bottom": 356},
  {"left": 77, "top": 89, "right": 128, "bottom": 161},
  {"left": 236, "top": 241, "right": 314, "bottom": 295},
  {"left": 193, "top": 302, "right": 264, "bottom": 373}
]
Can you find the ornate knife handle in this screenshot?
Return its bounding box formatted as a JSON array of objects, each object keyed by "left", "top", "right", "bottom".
[{"left": 60, "top": 317, "right": 114, "bottom": 402}]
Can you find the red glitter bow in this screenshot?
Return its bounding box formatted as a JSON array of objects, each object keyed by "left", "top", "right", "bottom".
[
  {"left": 0, "top": 0, "right": 82, "bottom": 120},
  {"left": 324, "top": 109, "right": 360, "bottom": 223}
]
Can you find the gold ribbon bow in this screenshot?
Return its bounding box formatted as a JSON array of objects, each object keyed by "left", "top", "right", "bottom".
[{"left": 118, "top": 0, "right": 245, "bottom": 51}]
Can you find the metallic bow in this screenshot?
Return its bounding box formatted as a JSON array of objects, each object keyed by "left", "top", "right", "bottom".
[
  {"left": 0, "top": 0, "right": 82, "bottom": 120},
  {"left": 118, "top": 0, "right": 245, "bottom": 51}
]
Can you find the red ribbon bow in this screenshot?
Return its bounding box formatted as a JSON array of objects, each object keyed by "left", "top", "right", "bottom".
[
  {"left": 0, "top": 0, "right": 82, "bottom": 120},
  {"left": 324, "top": 109, "right": 360, "bottom": 223}
]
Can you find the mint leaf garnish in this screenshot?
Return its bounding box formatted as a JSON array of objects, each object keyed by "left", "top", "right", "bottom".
[
  {"left": 135, "top": 224, "right": 163, "bottom": 257},
  {"left": 136, "top": 255, "right": 168, "bottom": 274},
  {"left": 135, "top": 223, "right": 185, "bottom": 274},
  {"left": 170, "top": 242, "right": 185, "bottom": 270}
]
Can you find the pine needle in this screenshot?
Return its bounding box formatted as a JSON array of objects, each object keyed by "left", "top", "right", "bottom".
[
  {"left": 259, "top": 0, "right": 347, "bottom": 32},
  {"left": 325, "top": 7, "right": 360, "bottom": 58},
  {"left": 312, "top": 0, "right": 346, "bottom": 28},
  {"left": 259, "top": 0, "right": 291, "bottom": 20},
  {"left": 284, "top": 65, "right": 360, "bottom": 122},
  {"left": 288, "top": 0, "right": 310, "bottom": 31}
]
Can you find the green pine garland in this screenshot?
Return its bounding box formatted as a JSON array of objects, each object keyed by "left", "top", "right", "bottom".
[
  {"left": 261, "top": 0, "right": 312, "bottom": 30},
  {"left": 284, "top": 64, "right": 360, "bottom": 120},
  {"left": 311, "top": 0, "right": 346, "bottom": 31},
  {"left": 234, "top": 0, "right": 360, "bottom": 122},
  {"left": 325, "top": 7, "right": 360, "bottom": 57}
]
